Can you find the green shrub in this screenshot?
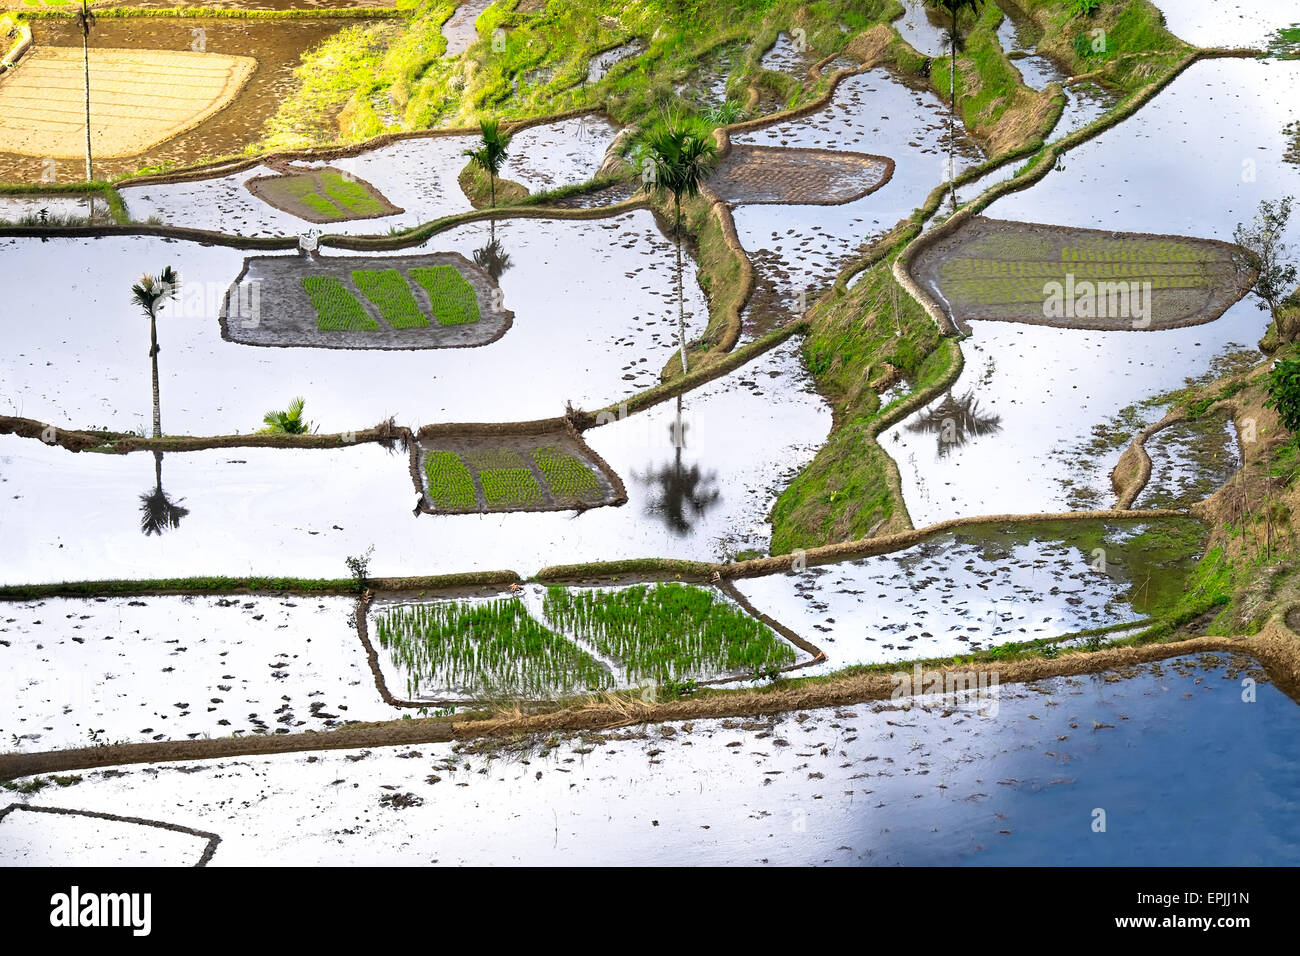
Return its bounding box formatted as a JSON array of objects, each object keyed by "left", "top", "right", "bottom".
[{"left": 1266, "top": 357, "right": 1300, "bottom": 433}]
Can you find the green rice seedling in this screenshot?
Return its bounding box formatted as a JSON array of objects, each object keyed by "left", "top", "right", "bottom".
[
  {"left": 466, "top": 447, "right": 527, "bottom": 470},
  {"left": 374, "top": 598, "right": 613, "bottom": 698},
  {"left": 320, "top": 170, "right": 385, "bottom": 216},
  {"left": 283, "top": 176, "right": 342, "bottom": 219},
  {"left": 531, "top": 445, "right": 602, "bottom": 501},
  {"left": 479, "top": 467, "right": 544, "bottom": 508},
  {"left": 542, "top": 583, "right": 796, "bottom": 685},
  {"left": 423, "top": 450, "right": 478, "bottom": 509},
  {"left": 301, "top": 275, "right": 379, "bottom": 331},
  {"left": 351, "top": 269, "right": 429, "bottom": 329},
  {"left": 409, "top": 265, "right": 481, "bottom": 326}
]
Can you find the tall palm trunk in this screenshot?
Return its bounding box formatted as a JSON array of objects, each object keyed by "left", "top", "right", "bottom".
[
  {"left": 489, "top": 171, "right": 496, "bottom": 208},
  {"left": 82, "top": 31, "right": 92, "bottom": 182},
  {"left": 149, "top": 312, "right": 161, "bottom": 438},
  {"left": 674, "top": 195, "right": 687, "bottom": 375},
  {"left": 948, "top": 13, "right": 958, "bottom": 210}
]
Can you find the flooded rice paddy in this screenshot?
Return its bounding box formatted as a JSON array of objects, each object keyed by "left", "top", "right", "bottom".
[
  {"left": 8, "top": 655, "right": 1296, "bottom": 865},
  {"left": 0, "top": 212, "right": 706, "bottom": 433},
  {"left": 121, "top": 113, "right": 616, "bottom": 236},
  {"left": 3, "top": 1, "right": 1299, "bottom": 868},
  {"left": 0, "top": 338, "right": 829, "bottom": 583},
  {"left": 887, "top": 57, "right": 1299, "bottom": 523},
  {"left": 732, "top": 67, "right": 983, "bottom": 333},
  {"left": 736, "top": 518, "right": 1205, "bottom": 669},
  {"left": 1, "top": 596, "right": 393, "bottom": 751}
]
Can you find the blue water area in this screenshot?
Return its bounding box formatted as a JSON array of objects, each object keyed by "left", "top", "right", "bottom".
[{"left": 857, "top": 656, "right": 1300, "bottom": 866}]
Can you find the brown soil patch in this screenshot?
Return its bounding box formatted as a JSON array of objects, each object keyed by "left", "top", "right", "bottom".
[
  {"left": 246, "top": 164, "right": 402, "bottom": 223},
  {"left": 911, "top": 216, "right": 1254, "bottom": 332},
  {"left": 0, "top": 46, "right": 254, "bottom": 159},
  {"left": 220, "top": 250, "right": 512, "bottom": 350},
  {"left": 710, "top": 144, "right": 894, "bottom": 206}
]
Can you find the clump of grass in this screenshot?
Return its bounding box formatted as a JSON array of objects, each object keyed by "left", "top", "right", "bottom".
[
  {"left": 351, "top": 268, "right": 429, "bottom": 329},
  {"left": 532, "top": 445, "right": 602, "bottom": 501},
  {"left": 543, "top": 582, "right": 795, "bottom": 683},
  {"left": 301, "top": 275, "right": 379, "bottom": 331},
  {"left": 374, "top": 598, "right": 614, "bottom": 698},
  {"left": 423, "top": 450, "right": 477, "bottom": 509},
  {"left": 409, "top": 265, "right": 481, "bottom": 326}
]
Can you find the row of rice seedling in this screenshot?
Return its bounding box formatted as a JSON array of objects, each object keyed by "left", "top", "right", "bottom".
[
  {"left": 479, "top": 467, "right": 544, "bottom": 508},
  {"left": 531, "top": 445, "right": 602, "bottom": 501},
  {"left": 941, "top": 259, "right": 1219, "bottom": 280},
  {"left": 1059, "top": 240, "right": 1218, "bottom": 263},
  {"left": 374, "top": 598, "right": 614, "bottom": 698},
  {"left": 410, "top": 265, "right": 482, "bottom": 327},
  {"left": 467, "top": 447, "right": 528, "bottom": 471},
  {"left": 320, "top": 170, "right": 386, "bottom": 217},
  {"left": 351, "top": 268, "right": 430, "bottom": 329},
  {"left": 944, "top": 274, "right": 1217, "bottom": 306},
  {"left": 423, "top": 450, "right": 477, "bottom": 509},
  {"left": 542, "top": 583, "right": 796, "bottom": 684},
  {"left": 301, "top": 275, "right": 380, "bottom": 331},
  {"left": 286, "top": 180, "right": 344, "bottom": 220}
]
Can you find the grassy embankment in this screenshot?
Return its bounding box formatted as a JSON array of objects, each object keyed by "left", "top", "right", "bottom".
[{"left": 769, "top": 0, "right": 1192, "bottom": 554}]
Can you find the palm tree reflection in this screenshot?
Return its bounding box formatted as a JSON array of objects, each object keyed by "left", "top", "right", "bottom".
[
  {"left": 473, "top": 224, "right": 513, "bottom": 281},
  {"left": 636, "top": 396, "right": 720, "bottom": 536},
  {"left": 139, "top": 451, "right": 190, "bottom": 536},
  {"left": 905, "top": 388, "right": 1001, "bottom": 457}
]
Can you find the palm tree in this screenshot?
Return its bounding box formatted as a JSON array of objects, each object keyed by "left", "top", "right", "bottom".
[
  {"left": 640, "top": 114, "right": 719, "bottom": 374},
  {"left": 75, "top": 0, "right": 95, "bottom": 182},
  {"left": 131, "top": 266, "right": 179, "bottom": 439},
  {"left": 463, "top": 118, "right": 512, "bottom": 209},
  {"left": 139, "top": 451, "right": 189, "bottom": 537},
  {"left": 927, "top": 0, "right": 981, "bottom": 208},
  {"left": 260, "top": 396, "right": 316, "bottom": 434}
]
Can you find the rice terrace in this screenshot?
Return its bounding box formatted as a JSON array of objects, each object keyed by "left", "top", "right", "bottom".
[{"left": 0, "top": 0, "right": 1299, "bottom": 894}]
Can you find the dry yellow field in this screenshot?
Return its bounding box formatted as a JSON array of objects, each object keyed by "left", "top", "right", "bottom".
[{"left": 0, "top": 46, "right": 255, "bottom": 159}]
